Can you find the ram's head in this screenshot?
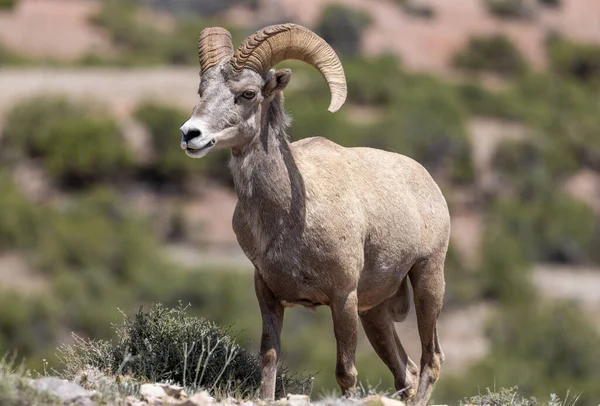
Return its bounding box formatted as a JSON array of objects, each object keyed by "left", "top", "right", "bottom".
[{"left": 179, "top": 24, "right": 347, "bottom": 158}]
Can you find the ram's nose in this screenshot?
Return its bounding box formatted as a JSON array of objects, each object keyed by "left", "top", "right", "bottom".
[{"left": 180, "top": 127, "right": 201, "bottom": 149}]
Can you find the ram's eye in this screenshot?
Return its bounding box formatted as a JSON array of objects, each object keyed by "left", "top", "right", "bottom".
[{"left": 242, "top": 90, "right": 256, "bottom": 99}]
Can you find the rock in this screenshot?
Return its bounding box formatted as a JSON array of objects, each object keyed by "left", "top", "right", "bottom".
[
  {"left": 362, "top": 395, "right": 406, "bottom": 406},
  {"left": 286, "top": 394, "right": 311, "bottom": 406},
  {"left": 125, "top": 395, "right": 149, "bottom": 406},
  {"left": 30, "top": 377, "right": 96, "bottom": 405},
  {"left": 161, "top": 384, "right": 186, "bottom": 400},
  {"left": 140, "top": 382, "right": 190, "bottom": 404},
  {"left": 177, "top": 390, "right": 214, "bottom": 406},
  {"left": 140, "top": 383, "right": 168, "bottom": 403}
]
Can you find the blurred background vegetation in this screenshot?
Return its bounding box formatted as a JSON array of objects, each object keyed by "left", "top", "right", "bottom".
[{"left": 0, "top": 0, "right": 599, "bottom": 404}]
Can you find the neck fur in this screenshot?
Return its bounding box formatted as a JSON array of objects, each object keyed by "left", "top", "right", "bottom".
[{"left": 229, "top": 94, "right": 306, "bottom": 238}]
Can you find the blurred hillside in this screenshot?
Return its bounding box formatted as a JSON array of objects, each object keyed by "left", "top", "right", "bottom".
[{"left": 1, "top": 0, "right": 600, "bottom": 404}]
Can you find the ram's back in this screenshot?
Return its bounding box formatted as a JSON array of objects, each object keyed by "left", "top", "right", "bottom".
[{"left": 292, "top": 136, "right": 450, "bottom": 264}]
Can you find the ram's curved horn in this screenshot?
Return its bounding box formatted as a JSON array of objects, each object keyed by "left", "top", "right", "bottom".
[
  {"left": 198, "top": 27, "right": 233, "bottom": 74},
  {"left": 231, "top": 23, "right": 346, "bottom": 113}
]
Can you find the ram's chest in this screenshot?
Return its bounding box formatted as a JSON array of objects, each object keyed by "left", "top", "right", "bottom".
[{"left": 233, "top": 211, "right": 338, "bottom": 301}]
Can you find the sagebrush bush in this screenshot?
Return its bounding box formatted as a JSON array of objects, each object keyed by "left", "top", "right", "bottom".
[
  {"left": 483, "top": 0, "right": 532, "bottom": 19},
  {"left": 492, "top": 139, "right": 540, "bottom": 178},
  {"left": 344, "top": 56, "right": 403, "bottom": 106},
  {"left": 400, "top": 1, "right": 436, "bottom": 19},
  {"left": 538, "top": 0, "right": 560, "bottom": 6},
  {"left": 0, "top": 173, "right": 42, "bottom": 251},
  {"left": 454, "top": 34, "right": 528, "bottom": 77},
  {"left": 43, "top": 117, "right": 133, "bottom": 186},
  {"left": 1, "top": 95, "right": 83, "bottom": 160},
  {"left": 315, "top": 5, "right": 372, "bottom": 57},
  {"left": 1, "top": 96, "right": 133, "bottom": 187},
  {"left": 0, "top": 0, "right": 17, "bottom": 10},
  {"left": 504, "top": 73, "right": 600, "bottom": 172},
  {"left": 477, "top": 220, "right": 534, "bottom": 303},
  {"left": 461, "top": 386, "right": 536, "bottom": 406},
  {"left": 89, "top": 1, "right": 243, "bottom": 66},
  {"left": 487, "top": 194, "right": 598, "bottom": 265},
  {"left": 370, "top": 74, "right": 474, "bottom": 183},
  {"left": 435, "top": 299, "right": 598, "bottom": 404},
  {"left": 546, "top": 35, "right": 600, "bottom": 83},
  {"left": 443, "top": 245, "right": 481, "bottom": 307},
  {"left": 0, "top": 43, "right": 25, "bottom": 65},
  {"left": 456, "top": 82, "right": 522, "bottom": 119},
  {"left": 58, "top": 304, "right": 312, "bottom": 398}
]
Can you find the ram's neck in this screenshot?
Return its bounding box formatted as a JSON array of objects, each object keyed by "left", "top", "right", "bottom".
[{"left": 229, "top": 97, "right": 305, "bottom": 243}]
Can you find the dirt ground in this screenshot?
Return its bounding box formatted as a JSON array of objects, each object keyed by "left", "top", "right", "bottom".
[
  {"left": 0, "top": 0, "right": 112, "bottom": 60},
  {"left": 231, "top": 0, "right": 600, "bottom": 75}
]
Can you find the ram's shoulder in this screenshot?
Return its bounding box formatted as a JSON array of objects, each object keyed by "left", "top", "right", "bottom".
[{"left": 291, "top": 136, "right": 345, "bottom": 153}]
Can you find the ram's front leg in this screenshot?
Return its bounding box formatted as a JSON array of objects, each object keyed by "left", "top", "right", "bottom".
[
  {"left": 255, "top": 269, "right": 284, "bottom": 400},
  {"left": 331, "top": 290, "right": 359, "bottom": 396}
]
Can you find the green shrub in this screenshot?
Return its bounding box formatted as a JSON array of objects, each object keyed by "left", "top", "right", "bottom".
[
  {"left": 443, "top": 245, "right": 481, "bottom": 307},
  {"left": 1, "top": 95, "right": 83, "bottom": 160},
  {"left": 151, "top": 0, "right": 259, "bottom": 17},
  {"left": 477, "top": 221, "right": 534, "bottom": 303},
  {"left": 58, "top": 304, "right": 312, "bottom": 398},
  {"left": 0, "top": 0, "right": 17, "bottom": 10},
  {"left": 488, "top": 194, "right": 598, "bottom": 265},
  {"left": 454, "top": 35, "right": 528, "bottom": 77},
  {"left": 456, "top": 82, "right": 522, "bottom": 119},
  {"left": 461, "top": 386, "right": 536, "bottom": 406},
  {"left": 90, "top": 1, "right": 240, "bottom": 66},
  {"left": 369, "top": 74, "right": 474, "bottom": 183},
  {"left": 491, "top": 138, "right": 580, "bottom": 197},
  {"left": 315, "top": 5, "right": 372, "bottom": 57},
  {"left": 344, "top": 56, "right": 403, "bottom": 106},
  {"left": 546, "top": 35, "right": 600, "bottom": 83},
  {"left": 0, "top": 173, "right": 42, "bottom": 251},
  {"left": 90, "top": 1, "right": 161, "bottom": 65},
  {"left": 436, "top": 300, "right": 600, "bottom": 405},
  {"left": 44, "top": 117, "right": 133, "bottom": 186},
  {"left": 0, "top": 293, "right": 61, "bottom": 362},
  {"left": 538, "top": 0, "right": 560, "bottom": 6},
  {"left": 507, "top": 73, "right": 600, "bottom": 172},
  {"left": 1, "top": 96, "right": 133, "bottom": 187},
  {"left": 36, "top": 188, "right": 163, "bottom": 279},
  {"left": 395, "top": 0, "right": 436, "bottom": 19},
  {"left": 483, "top": 0, "right": 532, "bottom": 19},
  {"left": 492, "top": 139, "right": 543, "bottom": 179},
  {"left": 0, "top": 43, "right": 25, "bottom": 65},
  {"left": 286, "top": 78, "right": 369, "bottom": 148}
]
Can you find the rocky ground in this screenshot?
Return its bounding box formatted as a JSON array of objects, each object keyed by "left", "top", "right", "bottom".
[{"left": 21, "top": 377, "right": 416, "bottom": 406}]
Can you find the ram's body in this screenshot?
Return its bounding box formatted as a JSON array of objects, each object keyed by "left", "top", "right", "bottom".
[
  {"left": 232, "top": 135, "right": 449, "bottom": 313},
  {"left": 179, "top": 24, "right": 449, "bottom": 406}
]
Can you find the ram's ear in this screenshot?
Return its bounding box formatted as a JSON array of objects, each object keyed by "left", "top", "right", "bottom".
[{"left": 263, "top": 69, "right": 291, "bottom": 101}]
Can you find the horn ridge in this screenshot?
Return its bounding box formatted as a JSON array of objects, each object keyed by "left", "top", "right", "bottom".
[
  {"left": 231, "top": 23, "right": 347, "bottom": 112},
  {"left": 198, "top": 27, "right": 234, "bottom": 74}
]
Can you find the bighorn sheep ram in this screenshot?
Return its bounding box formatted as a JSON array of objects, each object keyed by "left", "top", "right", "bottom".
[{"left": 179, "top": 24, "right": 450, "bottom": 405}]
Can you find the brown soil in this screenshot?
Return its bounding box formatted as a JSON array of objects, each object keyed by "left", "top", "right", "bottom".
[
  {"left": 232, "top": 0, "right": 600, "bottom": 76},
  {"left": 0, "top": 0, "right": 112, "bottom": 60}
]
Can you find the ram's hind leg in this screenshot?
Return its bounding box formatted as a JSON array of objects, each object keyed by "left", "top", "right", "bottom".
[
  {"left": 359, "top": 281, "right": 419, "bottom": 401},
  {"left": 409, "top": 257, "right": 445, "bottom": 406}
]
